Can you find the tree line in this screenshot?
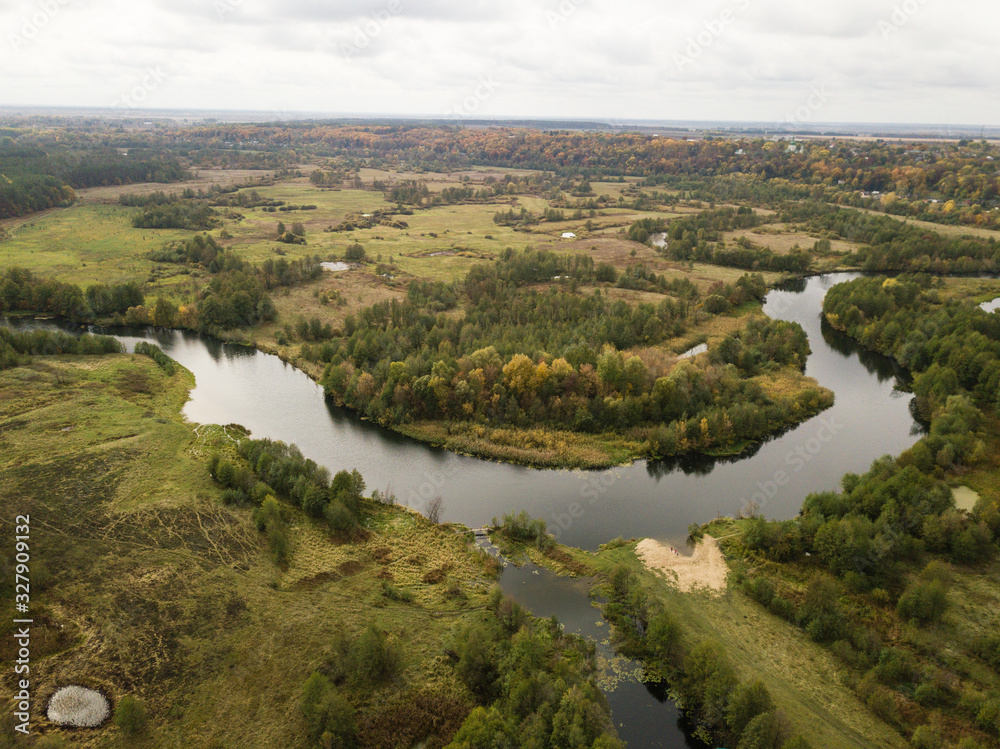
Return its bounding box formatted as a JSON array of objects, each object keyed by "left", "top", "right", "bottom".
[
  {"left": 0, "top": 326, "right": 122, "bottom": 371},
  {"left": 723, "top": 276, "right": 1000, "bottom": 745},
  {"left": 0, "top": 267, "right": 144, "bottom": 322}
]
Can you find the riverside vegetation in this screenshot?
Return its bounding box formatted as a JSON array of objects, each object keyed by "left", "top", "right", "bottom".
[
  {"left": 3, "top": 118, "right": 1000, "bottom": 748},
  {"left": 0, "top": 341, "right": 624, "bottom": 748}
]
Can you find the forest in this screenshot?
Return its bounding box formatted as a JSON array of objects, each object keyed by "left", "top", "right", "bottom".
[
  {"left": 0, "top": 140, "right": 189, "bottom": 218},
  {"left": 710, "top": 276, "right": 1000, "bottom": 746},
  {"left": 206, "top": 437, "right": 623, "bottom": 748},
  {"left": 319, "top": 249, "right": 831, "bottom": 458},
  {"left": 4, "top": 119, "right": 1000, "bottom": 229}
]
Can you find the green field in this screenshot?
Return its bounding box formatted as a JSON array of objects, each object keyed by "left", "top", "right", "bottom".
[{"left": 0, "top": 353, "right": 498, "bottom": 748}]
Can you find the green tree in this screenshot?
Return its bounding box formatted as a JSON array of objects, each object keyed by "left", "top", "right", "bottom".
[
  {"left": 114, "top": 694, "right": 148, "bottom": 736},
  {"left": 300, "top": 672, "right": 356, "bottom": 747},
  {"left": 727, "top": 681, "right": 775, "bottom": 737},
  {"left": 152, "top": 296, "right": 178, "bottom": 327}
]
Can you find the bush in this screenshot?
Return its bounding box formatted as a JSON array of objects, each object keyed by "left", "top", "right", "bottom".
[
  {"left": 737, "top": 710, "right": 785, "bottom": 749},
  {"left": 344, "top": 243, "right": 366, "bottom": 262},
  {"left": 349, "top": 625, "right": 401, "bottom": 685},
  {"left": 114, "top": 695, "right": 148, "bottom": 735},
  {"left": 896, "top": 579, "right": 948, "bottom": 624},
  {"left": 747, "top": 575, "right": 776, "bottom": 606},
  {"left": 380, "top": 581, "right": 414, "bottom": 604},
  {"left": 498, "top": 510, "right": 547, "bottom": 543},
  {"left": 681, "top": 640, "right": 739, "bottom": 730},
  {"left": 769, "top": 596, "right": 796, "bottom": 621},
  {"left": 300, "top": 672, "right": 356, "bottom": 747},
  {"left": 727, "top": 681, "right": 775, "bottom": 738},
  {"left": 646, "top": 611, "right": 682, "bottom": 666},
  {"left": 863, "top": 684, "right": 900, "bottom": 724},
  {"left": 221, "top": 488, "right": 248, "bottom": 506},
  {"left": 267, "top": 525, "right": 289, "bottom": 566},
  {"left": 972, "top": 633, "right": 1000, "bottom": 669},
  {"left": 910, "top": 725, "right": 944, "bottom": 749}
]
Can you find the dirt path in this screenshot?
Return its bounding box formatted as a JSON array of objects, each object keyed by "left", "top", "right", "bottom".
[{"left": 636, "top": 535, "right": 729, "bottom": 594}]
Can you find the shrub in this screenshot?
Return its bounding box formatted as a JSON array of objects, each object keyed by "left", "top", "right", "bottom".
[
  {"left": 221, "top": 488, "right": 247, "bottom": 506},
  {"left": 300, "top": 672, "right": 356, "bottom": 747},
  {"left": 896, "top": 579, "right": 948, "bottom": 624},
  {"left": 380, "top": 581, "right": 414, "bottom": 604},
  {"left": 349, "top": 625, "right": 401, "bottom": 685},
  {"left": 646, "top": 611, "right": 682, "bottom": 666},
  {"left": 910, "top": 725, "right": 944, "bottom": 749},
  {"left": 114, "top": 695, "right": 148, "bottom": 735},
  {"left": 737, "top": 710, "right": 785, "bottom": 749},
  {"left": 267, "top": 525, "right": 289, "bottom": 566},
  {"left": 681, "top": 640, "right": 739, "bottom": 729},
  {"left": 972, "top": 633, "right": 1000, "bottom": 669},
  {"left": 726, "top": 681, "right": 775, "bottom": 738},
  {"left": 769, "top": 595, "right": 796, "bottom": 621},
  {"left": 747, "top": 575, "right": 776, "bottom": 606},
  {"left": 498, "top": 510, "right": 547, "bottom": 544},
  {"left": 344, "top": 243, "right": 366, "bottom": 262},
  {"left": 863, "top": 684, "right": 900, "bottom": 724}
]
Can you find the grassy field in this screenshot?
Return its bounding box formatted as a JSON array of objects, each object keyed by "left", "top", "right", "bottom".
[
  {"left": 0, "top": 174, "right": 838, "bottom": 472},
  {"left": 850, "top": 207, "right": 1000, "bottom": 242},
  {"left": 550, "top": 538, "right": 912, "bottom": 749},
  {"left": 0, "top": 353, "right": 498, "bottom": 748}
]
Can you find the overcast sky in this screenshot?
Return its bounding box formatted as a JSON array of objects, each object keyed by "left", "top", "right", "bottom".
[{"left": 2, "top": 0, "right": 997, "bottom": 125}]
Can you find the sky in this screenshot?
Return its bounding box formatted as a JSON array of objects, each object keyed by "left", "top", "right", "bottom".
[{"left": 1, "top": 0, "right": 998, "bottom": 126}]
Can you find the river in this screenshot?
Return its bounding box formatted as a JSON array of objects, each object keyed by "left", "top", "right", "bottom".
[{"left": 4, "top": 272, "right": 927, "bottom": 747}]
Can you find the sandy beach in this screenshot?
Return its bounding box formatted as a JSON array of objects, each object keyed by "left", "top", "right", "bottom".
[{"left": 635, "top": 535, "right": 729, "bottom": 594}]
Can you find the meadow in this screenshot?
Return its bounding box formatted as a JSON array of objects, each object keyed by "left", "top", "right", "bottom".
[{"left": 0, "top": 352, "right": 501, "bottom": 748}]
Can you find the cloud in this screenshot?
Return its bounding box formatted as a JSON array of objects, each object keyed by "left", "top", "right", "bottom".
[{"left": 0, "top": 0, "right": 997, "bottom": 124}]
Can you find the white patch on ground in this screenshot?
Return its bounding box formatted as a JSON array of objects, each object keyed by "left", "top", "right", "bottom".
[
  {"left": 46, "top": 686, "right": 110, "bottom": 727},
  {"left": 635, "top": 535, "right": 728, "bottom": 594},
  {"left": 953, "top": 486, "right": 980, "bottom": 513}
]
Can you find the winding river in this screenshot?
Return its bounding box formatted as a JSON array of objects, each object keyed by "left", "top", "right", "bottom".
[{"left": 5, "top": 272, "right": 928, "bottom": 747}]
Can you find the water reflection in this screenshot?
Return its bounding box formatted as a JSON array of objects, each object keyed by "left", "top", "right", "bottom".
[
  {"left": 497, "top": 558, "right": 710, "bottom": 749},
  {"left": 1, "top": 273, "right": 928, "bottom": 552}
]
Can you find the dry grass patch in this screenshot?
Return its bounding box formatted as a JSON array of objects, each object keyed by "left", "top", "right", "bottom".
[
  {"left": 722, "top": 226, "right": 858, "bottom": 255},
  {"left": 75, "top": 169, "right": 274, "bottom": 204}
]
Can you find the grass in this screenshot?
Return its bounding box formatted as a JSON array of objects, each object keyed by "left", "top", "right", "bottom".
[
  {"left": 0, "top": 175, "right": 840, "bottom": 472},
  {"left": 0, "top": 353, "right": 497, "bottom": 749},
  {"left": 580, "top": 537, "right": 910, "bottom": 749},
  {"left": 396, "top": 421, "right": 646, "bottom": 470},
  {"left": 0, "top": 203, "right": 193, "bottom": 290}
]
